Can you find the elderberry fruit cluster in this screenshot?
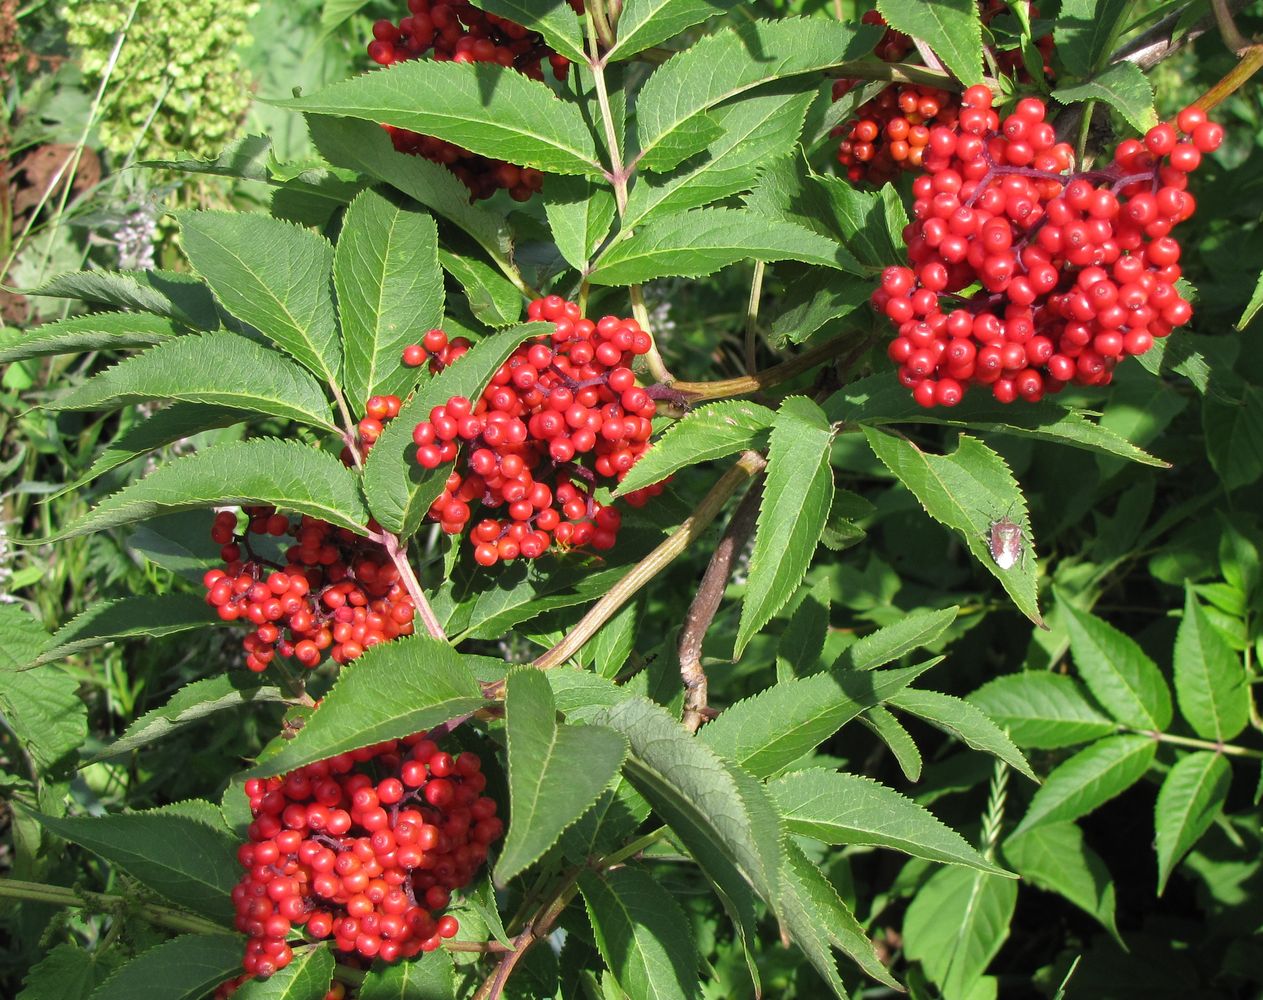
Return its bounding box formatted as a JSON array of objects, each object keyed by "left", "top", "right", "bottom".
[
  {"left": 231, "top": 734, "right": 501, "bottom": 978},
  {"left": 872, "top": 89, "right": 1222, "bottom": 406},
  {"left": 404, "top": 296, "right": 664, "bottom": 567},
  {"left": 204, "top": 508, "right": 415, "bottom": 671},
  {"left": 368, "top": 0, "right": 582, "bottom": 200}
]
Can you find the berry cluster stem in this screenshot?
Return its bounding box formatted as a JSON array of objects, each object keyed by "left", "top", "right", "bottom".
[
  {"left": 0, "top": 878, "right": 226, "bottom": 936},
  {"left": 377, "top": 530, "right": 447, "bottom": 642}
]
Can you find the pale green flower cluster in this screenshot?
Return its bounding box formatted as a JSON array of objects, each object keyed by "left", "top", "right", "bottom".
[{"left": 66, "top": 0, "right": 259, "bottom": 160}]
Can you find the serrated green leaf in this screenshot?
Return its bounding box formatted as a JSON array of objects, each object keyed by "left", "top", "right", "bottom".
[
  {"left": 35, "top": 594, "right": 220, "bottom": 666},
  {"left": 589, "top": 208, "right": 859, "bottom": 285},
  {"left": 772, "top": 769, "right": 1007, "bottom": 875},
  {"left": 596, "top": 697, "right": 782, "bottom": 905},
  {"left": 177, "top": 211, "right": 341, "bottom": 386},
  {"left": 902, "top": 866, "right": 1017, "bottom": 998},
  {"left": 836, "top": 607, "right": 958, "bottom": 671},
  {"left": 968, "top": 672, "right": 1116, "bottom": 749},
  {"left": 877, "top": 0, "right": 982, "bottom": 86},
  {"left": 246, "top": 636, "right": 484, "bottom": 776},
  {"left": 634, "top": 18, "right": 880, "bottom": 171},
  {"left": 1064, "top": 604, "right": 1173, "bottom": 730},
  {"left": 498, "top": 668, "right": 628, "bottom": 883},
  {"left": 863, "top": 429, "right": 1043, "bottom": 627},
  {"left": 1173, "top": 587, "right": 1248, "bottom": 742},
  {"left": 362, "top": 323, "right": 549, "bottom": 535},
  {"left": 48, "top": 332, "right": 336, "bottom": 429},
  {"left": 336, "top": 189, "right": 444, "bottom": 413},
  {"left": 20, "top": 943, "right": 114, "bottom": 1000},
  {"left": 606, "top": 0, "right": 742, "bottom": 60},
  {"left": 1053, "top": 61, "right": 1156, "bottom": 133},
  {"left": 859, "top": 705, "right": 922, "bottom": 781},
  {"left": 467, "top": 0, "right": 586, "bottom": 62},
  {"left": 1013, "top": 734, "right": 1156, "bottom": 835},
  {"left": 701, "top": 658, "right": 940, "bottom": 778},
  {"left": 776, "top": 576, "right": 829, "bottom": 679},
  {"left": 0, "top": 313, "right": 180, "bottom": 363},
  {"left": 614, "top": 400, "right": 773, "bottom": 496},
  {"left": 1154, "top": 751, "right": 1232, "bottom": 895},
  {"left": 33, "top": 806, "right": 239, "bottom": 920},
  {"left": 52, "top": 440, "right": 370, "bottom": 541},
  {"left": 86, "top": 934, "right": 244, "bottom": 1000},
  {"left": 769, "top": 271, "right": 871, "bottom": 347},
  {"left": 623, "top": 90, "right": 815, "bottom": 231},
  {"left": 1238, "top": 270, "right": 1263, "bottom": 330},
  {"left": 807, "top": 174, "right": 906, "bottom": 268},
  {"left": 1203, "top": 384, "right": 1263, "bottom": 490},
  {"left": 144, "top": 134, "right": 273, "bottom": 181},
  {"left": 1056, "top": 0, "right": 1131, "bottom": 76},
  {"left": 284, "top": 61, "right": 600, "bottom": 175},
  {"left": 439, "top": 250, "right": 522, "bottom": 328},
  {"left": 580, "top": 866, "right": 699, "bottom": 1000},
  {"left": 32, "top": 269, "right": 221, "bottom": 329},
  {"left": 234, "top": 945, "right": 334, "bottom": 999},
  {"left": 544, "top": 175, "right": 618, "bottom": 272},
  {"left": 0, "top": 607, "right": 85, "bottom": 776},
  {"left": 889, "top": 689, "right": 1036, "bottom": 782},
  {"left": 359, "top": 952, "right": 457, "bottom": 1000},
  {"left": 90, "top": 675, "right": 287, "bottom": 763},
  {"left": 593, "top": 597, "right": 640, "bottom": 679},
  {"left": 736, "top": 397, "right": 834, "bottom": 656},
  {"left": 1003, "top": 823, "right": 1120, "bottom": 942}
]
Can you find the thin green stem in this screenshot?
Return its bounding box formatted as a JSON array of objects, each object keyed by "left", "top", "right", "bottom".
[
  {"left": 1128, "top": 728, "right": 1263, "bottom": 759},
  {"left": 0, "top": 878, "right": 228, "bottom": 936},
  {"left": 1076, "top": 99, "right": 1096, "bottom": 166},
  {"left": 744, "top": 261, "right": 766, "bottom": 376},
  {"left": 670, "top": 331, "right": 874, "bottom": 403}
]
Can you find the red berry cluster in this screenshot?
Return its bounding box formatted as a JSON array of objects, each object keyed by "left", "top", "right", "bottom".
[
  {"left": 406, "top": 296, "right": 664, "bottom": 567},
  {"left": 368, "top": 0, "right": 581, "bottom": 201},
  {"left": 401, "top": 327, "right": 472, "bottom": 375},
  {"left": 204, "top": 508, "right": 415, "bottom": 671},
  {"left": 231, "top": 734, "right": 501, "bottom": 978},
  {"left": 872, "top": 89, "right": 1221, "bottom": 406}
]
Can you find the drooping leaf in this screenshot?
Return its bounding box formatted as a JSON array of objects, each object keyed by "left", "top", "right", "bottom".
[
  {"left": 362, "top": 323, "right": 548, "bottom": 535},
  {"left": 52, "top": 440, "right": 370, "bottom": 540},
  {"left": 1056, "top": 0, "right": 1132, "bottom": 76},
  {"left": 0, "top": 313, "right": 180, "bottom": 363},
  {"left": 735, "top": 397, "right": 834, "bottom": 656},
  {"left": 613, "top": 401, "right": 773, "bottom": 496},
  {"left": 0, "top": 606, "right": 85, "bottom": 776},
  {"left": 1238, "top": 270, "right": 1263, "bottom": 330},
  {"left": 1064, "top": 603, "right": 1173, "bottom": 730},
  {"left": 90, "top": 675, "right": 287, "bottom": 763},
  {"left": 606, "top": 0, "right": 742, "bottom": 61},
  {"left": 888, "top": 689, "right": 1036, "bottom": 782},
  {"left": 544, "top": 175, "right": 618, "bottom": 272},
  {"left": 48, "top": 332, "right": 336, "bottom": 430},
  {"left": 1203, "top": 384, "right": 1263, "bottom": 490},
  {"left": 1053, "top": 61, "right": 1157, "bottom": 133},
  {"left": 776, "top": 576, "right": 829, "bottom": 679},
  {"left": 1173, "top": 587, "right": 1248, "bottom": 742},
  {"left": 497, "top": 668, "right": 628, "bottom": 883},
  {"left": 968, "top": 672, "right": 1117, "bottom": 749},
  {"left": 701, "top": 659, "right": 941, "bottom": 778},
  {"left": 233, "top": 945, "right": 334, "bottom": 999},
  {"left": 864, "top": 428, "right": 1043, "bottom": 627},
  {"left": 86, "top": 934, "right": 245, "bottom": 1000},
  {"left": 335, "top": 188, "right": 444, "bottom": 413},
  {"left": 1013, "top": 734, "right": 1156, "bottom": 835},
  {"left": 358, "top": 951, "right": 457, "bottom": 1000},
  {"left": 144, "top": 134, "right": 273, "bottom": 181},
  {"left": 32, "top": 269, "right": 221, "bottom": 329},
  {"left": 1154, "top": 751, "right": 1232, "bottom": 895},
  {"left": 1003, "top": 823, "right": 1120, "bottom": 942},
  {"left": 438, "top": 250, "right": 522, "bottom": 327},
  {"left": 579, "top": 866, "right": 700, "bottom": 1000},
  {"left": 859, "top": 705, "right": 922, "bottom": 781},
  {"left": 771, "top": 768, "right": 1007, "bottom": 875},
  {"left": 835, "top": 607, "right": 958, "bottom": 671},
  {"left": 283, "top": 61, "right": 600, "bottom": 175},
  {"left": 35, "top": 594, "right": 221, "bottom": 666},
  {"left": 246, "top": 636, "right": 484, "bottom": 777},
  {"left": 467, "top": 0, "right": 586, "bottom": 62}
]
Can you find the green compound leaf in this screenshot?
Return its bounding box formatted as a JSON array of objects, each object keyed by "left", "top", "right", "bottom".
[
  {"left": 588, "top": 208, "right": 860, "bottom": 285},
  {"left": 1154, "top": 751, "right": 1232, "bottom": 896},
  {"left": 467, "top": 0, "right": 586, "bottom": 63},
  {"left": 1003, "top": 822, "right": 1120, "bottom": 943},
  {"left": 863, "top": 428, "right": 1043, "bottom": 627},
  {"left": 48, "top": 332, "right": 337, "bottom": 430},
  {"left": 613, "top": 400, "right": 774, "bottom": 496},
  {"left": 876, "top": 0, "right": 983, "bottom": 86},
  {"left": 1064, "top": 603, "right": 1173, "bottom": 730},
  {"left": 889, "top": 688, "right": 1036, "bottom": 782},
  {"left": 358, "top": 951, "right": 457, "bottom": 1000},
  {"left": 283, "top": 61, "right": 600, "bottom": 175},
  {"left": 362, "top": 323, "right": 549, "bottom": 536},
  {"left": 89, "top": 674, "right": 288, "bottom": 763},
  {"left": 33, "top": 805, "right": 240, "bottom": 921},
  {"left": 902, "top": 865, "right": 1017, "bottom": 999},
  {"left": 245, "top": 636, "right": 485, "bottom": 777},
  {"left": 497, "top": 668, "right": 628, "bottom": 883},
  {"left": 1013, "top": 734, "right": 1156, "bottom": 836},
  {"left": 0, "top": 313, "right": 180, "bottom": 363},
  {"left": 634, "top": 17, "right": 881, "bottom": 171},
  {"left": 968, "top": 672, "right": 1117, "bottom": 749},
  {"left": 36, "top": 594, "right": 221, "bottom": 666},
  {"left": 86, "top": 934, "right": 245, "bottom": 1000},
  {"left": 1053, "top": 61, "right": 1157, "bottom": 134},
  {"left": 771, "top": 768, "right": 1009, "bottom": 876},
  {"left": 178, "top": 211, "right": 341, "bottom": 387},
  {"left": 735, "top": 397, "right": 834, "bottom": 657},
  {"left": 606, "top": 0, "right": 742, "bottom": 61},
  {"left": 233, "top": 945, "right": 334, "bottom": 1000},
  {"left": 335, "top": 188, "right": 445, "bottom": 414},
  {"left": 1173, "top": 586, "right": 1249, "bottom": 742},
  {"left": 31, "top": 268, "right": 221, "bottom": 329},
  {"left": 701, "top": 658, "right": 940, "bottom": 779},
  {"left": 579, "top": 866, "right": 700, "bottom": 1000},
  {"left": 52, "top": 440, "right": 370, "bottom": 541},
  {"left": 835, "top": 606, "right": 958, "bottom": 671},
  {"left": 544, "top": 175, "right": 618, "bottom": 272}
]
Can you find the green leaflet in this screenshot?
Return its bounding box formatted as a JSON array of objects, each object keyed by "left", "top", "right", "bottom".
[
  {"left": 876, "top": 0, "right": 983, "bottom": 86},
  {"left": 1013, "top": 734, "right": 1156, "bottom": 835},
  {"left": 36, "top": 594, "right": 221, "bottom": 666},
  {"left": 1154, "top": 751, "right": 1232, "bottom": 895},
  {"left": 0, "top": 313, "right": 181, "bottom": 363},
  {"left": 605, "top": 0, "right": 742, "bottom": 61},
  {"left": 968, "top": 672, "right": 1117, "bottom": 749},
  {"left": 232, "top": 945, "right": 334, "bottom": 999},
  {"left": 1173, "top": 587, "right": 1248, "bottom": 741},
  {"left": 1064, "top": 603, "right": 1173, "bottom": 730},
  {"left": 86, "top": 935, "right": 244, "bottom": 1000}
]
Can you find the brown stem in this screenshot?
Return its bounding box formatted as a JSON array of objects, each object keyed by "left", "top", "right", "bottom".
[
  {"left": 1210, "top": 0, "right": 1254, "bottom": 54},
  {"left": 1195, "top": 43, "right": 1263, "bottom": 112},
  {"left": 379, "top": 531, "right": 447, "bottom": 641},
  {"left": 678, "top": 478, "right": 764, "bottom": 733},
  {"left": 1113, "top": 0, "right": 1248, "bottom": 69},
  {"left": 670, "top": 333, "right": 874, "bottom": 403}
]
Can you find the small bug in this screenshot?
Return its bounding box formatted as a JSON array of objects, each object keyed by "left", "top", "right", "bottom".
[{"left": 986, "top": 502, "right": 1028, "bottom": 570}]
